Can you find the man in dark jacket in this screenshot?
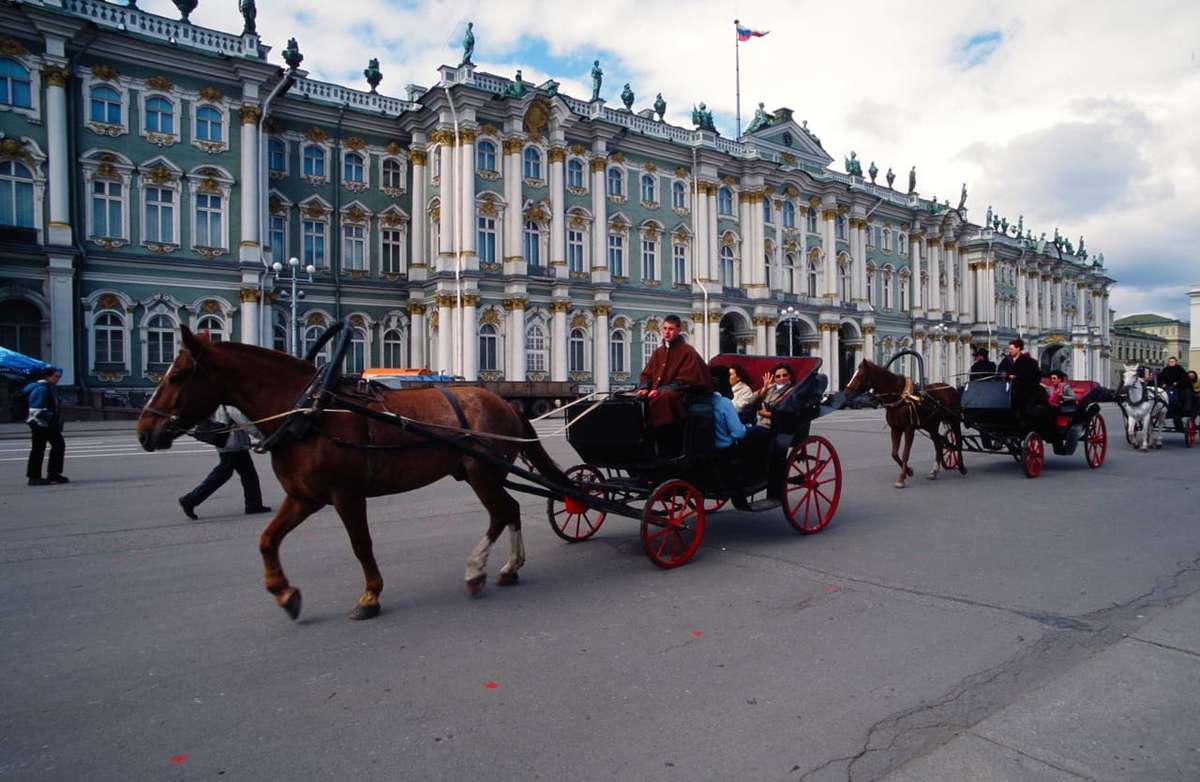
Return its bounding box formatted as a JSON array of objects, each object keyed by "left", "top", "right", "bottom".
[
  {"left": 23, "top": 366, "right": 67, "bottom": 486},
  {"left": 179, "top": 405, "right": 272, "bottom": 520},
  {"left": 1157, "top": 357, "right": 1194, "bottom": 423},
  {"left": 969, "top": 347, "right": 997, "bottom": 380},
  {"left": 997, "top": 338, "right": 1042, "bottom": 414},
  {"left": 636, "top": 314, "right": 713, "bottom": 458}
]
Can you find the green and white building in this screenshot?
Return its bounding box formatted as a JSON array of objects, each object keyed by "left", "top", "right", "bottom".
[{"left": 0, "top": 0, "right": 1116, "bottom": 399}]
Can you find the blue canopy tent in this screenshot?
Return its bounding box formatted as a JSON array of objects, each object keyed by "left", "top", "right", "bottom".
[{"left": 0, "top": 347, "right": 49, "bottom": 379}]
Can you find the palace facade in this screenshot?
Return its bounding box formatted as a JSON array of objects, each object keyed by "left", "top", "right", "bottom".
[{"left": 0, "top": 0, "right": 1116, "bottom": 399}]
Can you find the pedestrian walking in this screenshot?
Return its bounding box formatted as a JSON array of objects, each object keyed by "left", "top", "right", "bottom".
[
  {"left": 179, "top": 405, "right": 272, "bottom": 520},
  {"left": 23, "top": 365, "right": 67, "bottom": 486}
]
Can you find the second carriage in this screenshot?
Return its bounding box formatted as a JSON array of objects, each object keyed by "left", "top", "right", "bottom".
[{"left": 545, "top": 354, "right": 844, "bottom": 568}]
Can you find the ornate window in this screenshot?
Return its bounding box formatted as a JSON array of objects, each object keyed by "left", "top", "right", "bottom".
[
  {"left": 866, "top": 265, "right": 876, "bottom": 305},
  {"left": 91, "top": 180, "right": 123, "bottom": 238},
  {"left": 883, "top": 270, "right": 894, "bottom": 309},
  {"left": 672, "top": 181, "right": 687, "bottom": 210},
  {"left": 476, "top": 140, "right": 497, "bottom": 173},
  {"left": 642, "top": 328, "right": 659, "bottom": 369},
  {"left": 567, "top": 229, "right": 585, "bottom": 274},
  {"left": 268, "top": 138, "right": 286, "bottom": 174},
  {"left": 526, "top": 322, "right": 548, "bottom": 373},
  {"left": 569, "top": 328, "right": 586, "bottom": 372},
  {"left": 0, "top": 59, "right": 31, "bottom": 108},
  {"left": 479, "top": 323, "right": 499, "bottom": 372},
  {"left": 345, "top": 328, "right": 367, "bottom": 373},
  {"left": 610, "top": 329, "right": 627, "bottom": 374},
  {"left": 607, "top": 167, "right": 624, "bottom": 197},
  {"left": 343, "top": 223, "right": 366, "bottom": 270},
  {"left": 882, "top": 228, "right": 892, "bottom": 252},
  {"left": 522, "top": 147, "right": 542, "bottom": 180},
  {"left": 0, "top": 160, "right": 34, "bottom": 228},
  {"left": 900, "top": 273, "right": 910, "bottom": 311},
  {"left": 640, "top": 174, "right": 656, "bottom": 203},
  {"left": 381, "top": 158, "right": 404, "bottom": 191},
  {"left": 269, "top": 213, "right": 287, "bottom": 260},
  {"left": 478, "top": 214, "right": 497, "bottom": 264},
  {"left": 641, "top": 236, "right": 657, "bottom": 281},
  {"left": 807, "top": 255, "right": 819, "bottom": 297},
  {"left": 836, "top": 215, "right": 848, "bottom": 240},
  {"left": 524, "top": 221, "right": 540, "bottom": 266},
  {"left": 898, "top": 233, "right": 907, "bottom": 255},
  {"left": 304, "top": 324, "right": 331, "bottom": 366},
  {"left": 142, "top": 185, "right": 174, "bottom": 244},
  {"left": 194, "top": 192, "right": 222, "bottom": 248},
  {"left": 146, "top": 314, "right": 175, "bottom": 368},
  {"left": 343, "top": 152, "right": 365, "bottom": 184},
  {"left": 719, "top": 244, "right": 735, "bottom": 287},
  {"left": 94, "top": 310, "right": 125, "bottom": 366},
  {"left": 195, "top": 105, "right": 223, "bottom": 142},
  {"left": 784, "top": 253, "right": 798, "bottom": 294},
  {"left": 303, "top": 218, "right": 326, "bottom": 267},
  {"left": 90, "top": 85, "right": 121, "bottom": 125},
  {"left": 382, "top": 328, "right": 406, "bottom": 368},
  {"left": 806, "top": 209, "right": 818, "bottom": 233},
  {"left": 196, "top": 314, "right": 224, "bottom": 342},
  {"left": 607, "top": 233, "right": 624, "bottom": 276},
  {"left": 718, "top": 187, "right": 733, "bottom": 216},
  {"left": 567, "top": 159, "right": 585, "bottom": 190},
  {"left": 381, "top": 224, "right": 404, "bottom": 274},
  {"left": 783, "top": 201, "right": 796, "bottom": 228},
  {"left": 838, "top": 257, "right": 850, "bottom": 299},
  {"left": 764, "top": 252, "right": 772, "bottom": 289},
  {"left": 303, "top": 145, "right": 326, "bottom": 178},
  {"left": 672, "top": 243, "right": 687, "bottom": 284},
  {"left": 144, "top": 97, "right": 173, "bottom": 134}
]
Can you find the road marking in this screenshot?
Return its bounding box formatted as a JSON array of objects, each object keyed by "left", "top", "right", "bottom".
[{"left": 0, "top": 448, "right": 211, "bottom": 462}]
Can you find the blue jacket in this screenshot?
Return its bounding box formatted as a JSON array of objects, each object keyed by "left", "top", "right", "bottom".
[
  {"left": 22, "top": 379, "right": 60, "bottom": 428},
  {"left": 712, "top": 392, "right": 747, "bottom": 449}
]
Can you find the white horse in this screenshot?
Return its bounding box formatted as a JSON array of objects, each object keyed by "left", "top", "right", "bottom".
[{"left": 1121, "top": 364, "right": 1167, "bottom": 451}]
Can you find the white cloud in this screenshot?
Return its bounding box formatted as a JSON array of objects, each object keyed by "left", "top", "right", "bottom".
[{"left": 142, "top": 0, "right": 1200, "bottom": 319}]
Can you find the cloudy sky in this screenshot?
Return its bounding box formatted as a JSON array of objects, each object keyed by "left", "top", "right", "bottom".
[{"left": 142, "top": 0, "right": 1200, "bottom": 320}]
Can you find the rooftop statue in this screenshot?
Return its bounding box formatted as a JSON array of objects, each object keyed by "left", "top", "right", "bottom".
[
  {"left": 1096, "top": 252, "right": 1104, "bottom": 267},
  {"left": 1000, "top": 217, "right": 1008, "bottom": 235},
  {"left": 363, "top": 58, "right": 382, "bottom": 93},
  {"left": 504, "top": 70, "right": 527, "bottom": 98},
  {"left": 172, "top": 0, "right": 198, "bottom": 22},
  {"left": 590, "top": 60, "right": 603, "bottom": 101},
  {"left": 746, "top": 102, "right": 772, "bottom": 133},
  {"left": 1017, "top": 215, "right": 1023, "bottom": 236},
  {"left": 691, "top": 103, "right": 717, "bottom": 133},
  {"left": 886, "top": 167, "right": 895, "bottom": 189},
  {"left": 957, "top": 182, "right": 967, "bottom": 210},
  {"left": 868, "top": 160, "right": 878, "bottom": 184},
  {"left": 845, "top": 151, "right": 863, "bottom": 177},
  {"left": 239, "top": 0, "right": 256, "bottom": 36},
  {"left": 653, "top": 93, "right": 666, "bottom": 122},
  {"left": 985, "top": 205, "right": 993, "bottom": 227},
  {"left": 282, "top": 38, "right": 303, "bottom": 71},
  {"left": 462, "top": 22, "right": 475, "bottom": 65},
  {"left": 1077, "top": 236, "right": 1086, "bottom": 258},
  {"left": 544, "top": 79, "right": 559, "bottom": 97},
  {"left": 620, "top": 83, "right": 634, "bottom": 111},
  {"left": 908, "top": 166, "right": 916, "bottom": 195}
]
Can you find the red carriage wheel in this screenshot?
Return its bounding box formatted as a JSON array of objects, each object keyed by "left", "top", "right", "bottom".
[
  {"left": 703, "top": 497, "right": 728, "bottom": 513},
  {"left": 1186, "top": 418, "right": 1197, "bottom": 448},
  {"left": 1022, "top": 432, "right": 1044, "bottom": 478},
  {"left": 547, "top": 465, "right": 608, "bottom": 542},
  {"left": 640, "top": 479, "right": 706, "bottom": 569},
  {"left": 938, "top": 423, "right": 963, "bottom": 471},
  {"left": 1084, "top": 414, "right": 1107, "bottom": 468},
  {"left": 782, "top": 435, "right": 842, "bottom": 534}
]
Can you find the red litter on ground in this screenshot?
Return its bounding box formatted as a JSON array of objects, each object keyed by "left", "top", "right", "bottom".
[
  {"left": 823, "top": 586, "right": 839, "bottom": 594},
  {"left": 484, "top": 681, "right": 499, "bottom": 689},
  {"left": 170, "top": 754, "right": 189, "bottom": 765},
  {"left": 691, "top": 630, "right": 703, "bottom": 638}
]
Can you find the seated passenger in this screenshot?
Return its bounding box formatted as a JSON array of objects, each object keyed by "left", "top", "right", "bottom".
[
  {"left": 727, "top": 364, "right": 757, "bottom": 423},
  {"left": 711, "top": 391, "right": 751, "bottom": 510},
  {"left": 1046, "top": 370, "right": 1076, "bottom": 409},
  {"left": 751, "top": 363, "right": 799, "bottom": 428},
  {"left": 636, "top": 314, "right": 713, "bottom": 457}
]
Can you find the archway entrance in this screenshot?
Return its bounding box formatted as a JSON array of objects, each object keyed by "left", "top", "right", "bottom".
[
  {"left": 0, "top": 299, "right": 42, "bottom": 359},
  {"left": 1040, "top": 343, "right": 1070, "bottom": 376},
  {"left": 719, "top": 312, "right": 753, "bottom": 355},
  {"left": 775, "top": 317, "right": 814, "bottom": 357}
]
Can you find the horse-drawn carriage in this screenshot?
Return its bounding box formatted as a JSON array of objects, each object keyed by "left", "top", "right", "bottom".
[
  {"left": 546, "top": 354, "right": 844, "bottom": 568},
  {"left": 1115, "top": 371, "right": 1197, "bottom": 449},
  {"left": 948, "top": 376, "right": 1108, "bottom": 477}
]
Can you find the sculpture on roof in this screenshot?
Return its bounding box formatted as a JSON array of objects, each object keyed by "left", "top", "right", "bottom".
[
  {"left": 620, "top": 83, "right": 634, "bottom": 111},
  {"left": 1077, "top": 236, "right": 1086, "bottom": 258},
  {"left": 868, "top": 160, "right": 878, "bottom": 184},
  {"left": 239, "top": 0, "right": 257, "bottom": 36},
  {"left": 462, "top": 22, "right": 475, "bottom": 65},
  {"left": 282, "top": 38, "right": 303, "bottom": 71},
  {"left": 364, "top": 59, "right": 382, "bottom": 93},
  {"left": 985, "top": 205, "right": 993, "bottom": 228},
  {"left": 957, "top": 182, "right": 967, "bottom": 210},
  {"left": 691, "top": 103, "right": 717, "bottom": 133},
  {"left": 172, "top": 0, "right": 198, "bottom": 22},
  {"left": 1064, "top": 237, "right": 1074, "bottom": 255},
  {"left": 1053, "top": 227, "right": 1061, "bottom": 246},
  {"left": 1096, "top": 252, "right": 1104, "bottom": 267},
  {"left": 544, "top": 79, "right": 559, "bottom": 97},
  {"left": 907, "top": 166, "right": 916, "bottom": 195},
  {"left": 886, "top": 167, "right": 895, "bottom": 189},
  {"left": 504, "top": 70, "right": 527, "bottom": 98},
  {"left": 746, "top": 102, "right": 772, "bottom": 133},
  {"left": 1017, "top": 214, "right": 1023, "bottom": 237},
  {"left": 590, "top": 60, "right": 603, "bottom": 101},
  {"left": 653, "top": 93, "right": 666, "bottom": 122},
  {"left": 845, "top": 151, "right": 863, "bottom": 177},
  {"left": 1000, "top": 216, "right": 1008, "bottom": 235}
]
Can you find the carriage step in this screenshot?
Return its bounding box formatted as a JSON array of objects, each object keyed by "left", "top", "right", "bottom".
[{"left": 747, "top": 498, "right": 781, "bottom": 512}]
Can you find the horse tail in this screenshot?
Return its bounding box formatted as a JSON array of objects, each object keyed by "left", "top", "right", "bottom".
[{"left": 516, "top": 409, "right": 571, "bottom": 486}]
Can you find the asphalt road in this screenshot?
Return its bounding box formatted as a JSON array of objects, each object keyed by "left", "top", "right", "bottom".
[{"left": 1, "top": 407, "right": 1198, "bottom": 781}]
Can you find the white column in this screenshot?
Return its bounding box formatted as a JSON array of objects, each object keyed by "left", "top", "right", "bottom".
[
  {"left": 927, "top": 238, "right": 941, "bottom": 317},
  {"left": 751, "top": 194, "right": 765, "bottom": 289},
  {"left": 960, "top": 247, "right": 973, "bottom": 322},
  {"left": 46, "top": 254, "right": 75, "bottom": 385},
  {"left": 238, "top": 106, "right": 260, "bottom": 262},
  {"left": 945, "top": 242, "right": 957, "bottom": 316},
  {"left": 738, "top": 193, "right": 752, "bottom": 287},
  {"left": 508, "top": 300, "right": 526, "bottom": 381},
  {"left": 551, "top": 301, "right": 568, "bottom": 382},
  {"left": 1054, "top": 278, "right": 1064, "bottom": 330},
  {"left": 504, "top": 138, "right": 523, "bottom": 264},
  {"left": 436, "top": 295, "right": 453, "bottom": 374},
  {"left": 590, "top": 157, "right": 608, "bottom": 280},
  {"left": 461, "top": 294, "right": 478, "bottom": 381},
  {"left": 410, "top": 149, "right": 428, "bottom": 273},
  {"left": 437, "top": 131, "right": 456, "bottom": 271},
  {"left": 912, "top": 236, "right": 924, "bottom": 313},
  {"left": 693, "top": 183, "right": 709, "bottom": 285},
  {"left": 593, "top": 304, "right": 610, "bottom": 392},
  {"left": 239, "top": 288, "right": 259, "bottom": 346},
  {"left": 549, "top": 147, "right": 566, "bottom": 274},
  {"left": 708, "top": 312, "right": 721, "bottom": 361},
  {"left": 44, "top": 66, "right": 71, "bottom": 246},
  {"left": 1017, "top": 268, "right": 1028, "bottom": 331},
  {"left": 459, "top": 129, "right": 477, "bottom": 262},
  {"left": 409, "top": 302, "right": 426, "bottom": 368},
  {"left": 864, "top": 328, "right": 876, "bottom": 363},
  {"left": 931, "top": 335, "right": 944, "bottom": 384},
  {"left": 707, "top": 187, "right": 719, "bottom": 282},
  {"left": 822, "top": 206, "right": 838, "bottom": 299}
]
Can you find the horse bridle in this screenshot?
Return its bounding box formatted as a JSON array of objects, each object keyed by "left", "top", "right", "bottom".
[{"left": 140, "top": 359, "right": 211, "bottom": 438}]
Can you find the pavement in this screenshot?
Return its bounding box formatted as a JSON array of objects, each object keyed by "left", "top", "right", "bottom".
[{"left": 1, "top": 405, "right": 1198, "bottom": 781}]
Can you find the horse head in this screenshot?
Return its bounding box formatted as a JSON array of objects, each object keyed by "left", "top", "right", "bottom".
[
  {"left": 136, "top": 326, "right": 225, "bottom": 451},
  {"left": 843, "top": 359, "right": 889, "bottom": 408},
  {"left": 1121, "top": 364, "right": 1143, "bottom": 404}
]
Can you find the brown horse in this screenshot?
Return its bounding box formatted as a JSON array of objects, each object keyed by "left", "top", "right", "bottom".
[
  {"left": 843, "top": 359, "right": 965, "bottom": 488},
  {"left": 135, "top": 327, "right": 569, "bottom": 621}
]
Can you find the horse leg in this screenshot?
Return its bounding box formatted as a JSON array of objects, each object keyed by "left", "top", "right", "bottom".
[
  {"left": 331, "top": 492, "right": 383, "bottom": 621},
  {"left": 890, "top": 427, "right": 907, "bottom": 488},
  {"left": 259, "top": 494, "right": 322, "bottom": 620},
  {"left": 954, "top": 421, "right": 968, "bottom": 475},
  {"left": 463, "top": 462, "right": 522, "bottom": 594},
  {"left": 901, "top": 429, "right": 916, "bottom": 481},
  {"left": 927, "top": 425, "right": 942, "bottom": 480}
]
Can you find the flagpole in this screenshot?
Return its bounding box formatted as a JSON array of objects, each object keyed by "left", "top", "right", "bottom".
[{"left": 734, "top": 19, "right": 742, "bottom": 139}]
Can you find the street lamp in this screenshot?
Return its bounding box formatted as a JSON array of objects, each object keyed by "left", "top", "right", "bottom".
[
  {"left": 272, "top": 256, "right": 314, "bottom": 357},
  {"left": 783, "top": 305, "right": 798, "bottom": 356}
]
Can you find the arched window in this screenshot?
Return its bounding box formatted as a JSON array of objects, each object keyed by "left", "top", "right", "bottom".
[
  {"left": 273, "top": 323, "right": 288, "bottom": 354},
  {"left": 883, "top": 272, "right": 893, "bottom": 310},
  {"left": 866, "top": 266, "right": 876, "bottom": 305},
  {"left": 718, "top": 187, "right": 733, "bottom": 216},
  {"left": 0, "top": 59, "right": 31, "bottom": 108},
  {"left": 146, "top": 314, "right": 175, "bottom": 367},
  {"left": 838, "top": 260, "right": 850, "bottom": 300},
  {"left": 610, "top": 329, "right": 626, "bottom": 374},
  {"left": 783, "top": 201, "right": 796, "bottom": 228},
  {"left": 807, "top": 256, "right": 819, "bottom": 297},
  {"left": 303, "top": 145, "right": 325, "bottom": 178},
  {"left": 784, "top": 253, "right": 797, "bottom": 294},
  {"left": 525, "top": 323, "right": 547, "bottom": 373},
  {"left": 382, "top": 329, "right": 405, "bottom": 367},
  {"left": 90, "top": 85, "right": 121, "bottom": 124},
  {"left": 268, "top": 138, "right": 286, "bottom": 173},
  {"left": 478, "top": 323, "right": 499, "bottom": 372},
  {"left": 764, "top": 252, "right": 773, "bottom": 289},
  {"left": 640, "top": 174, "right": 656, "bottom": 203},
  {"left": 94, "top": 310, "right": 124, "bottom": 365},
  {"left": 524, "top": 221, "right": 540, "bottom": 266},
  {"left": 882, "top": 228, "right": 892, "bottom": 252},
  {"left": 836, "top": 215, "right": 848, "bottom": 240},
  {"left": 382, "top": 158, "right": 403, "bottom": 190},
  {"left": 344, "top": 328, "right": 367, "bottom": 373},
  {"left": 196, "top": 314, "right": 223, "bottom": 342},
  {"left": 304, "top": 325, "right": 330, "bottom": 366},
  {"left": 567, "top": 159, "right": 585, "bottom": 189},
  {"left": 568, "top": 328, "right": 586, "bottom": 372},
  {"left": 0, "top": 160, "right": 34, "bottom": 228},
  {"left": 806, "top": 209, "right": 818, "bottom": 233},
  {"left": 144, "top": 97, "right": 173, "bottom": 134},
  {"left": 642, "top": 329, "right": 659, "bottom": 369},
  {"left": 343, "top": 152, "right": 364, "bottom": 183},
  {"left": 672, "top": 181, "right": 687, "bottom": 210},
  {"left": 898, "top": 234, "right": 907, "bottom": 255},
  {"left": 762, "top": 198, "right": 772, "bottom": 224},
  {"left": 606, "top": 167, "right": 623, "bottom": 197},
  {"left": 476, "top": 140, "right": 497, "bottom": 173},
  {"left": 899, "top": 276, "right": 909, "bottom": 311},
  {"left": 719, "top": 244, "right": 735, "bottom": 287},
  {"left": 195, "top": 106, "right": 222, "bottom": 142},
  {"left": 522, "top": 147, "right": 542, "bottom": 180}
]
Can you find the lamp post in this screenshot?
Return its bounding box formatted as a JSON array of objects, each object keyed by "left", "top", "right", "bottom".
[
  {"left": 782, "top": 305, "right": 798, "bottom": 356},
  {"left": 272, "top": 256, "right": 315, "bottom": 357}
]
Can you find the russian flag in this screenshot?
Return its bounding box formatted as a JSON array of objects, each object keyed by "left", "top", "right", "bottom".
[{"left": 735, "top": 22, "right": 769, "bottom": 41}]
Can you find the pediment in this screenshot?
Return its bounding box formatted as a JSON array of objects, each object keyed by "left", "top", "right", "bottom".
[{"left": 743, "top": 110, "right": 832, "bottom": 169}]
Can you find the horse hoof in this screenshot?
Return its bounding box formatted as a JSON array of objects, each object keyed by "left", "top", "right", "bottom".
[
  {"left": 497, "top": 571, "right": 519, "bottom": 586},
  {"left": 466, "top": 574, "right": 486, "bottom": 596},
  {"left": 894, "top": 482, "right": 906, "bottom": 489},
  {"left": 906, "top": 468, "right": 914, "bottom": 477},
  {"left": 280, "top": 588, "right": 302, "bottom": 621},
  {"left": 926, "top": 474, "right": 938, "bottom": 481},
  {"left": 349, "top": 602, "right": 381, "bottom": 621}
]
